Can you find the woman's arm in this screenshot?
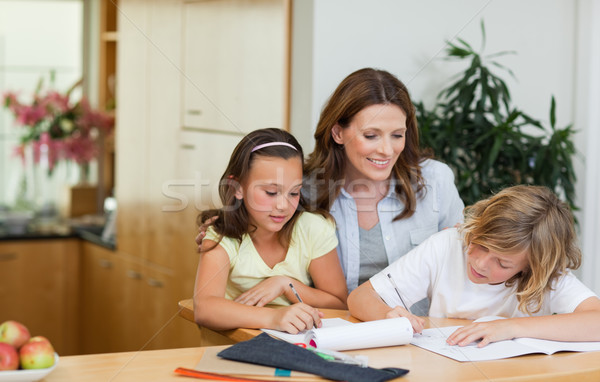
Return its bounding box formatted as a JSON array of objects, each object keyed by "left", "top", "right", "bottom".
[
  {"left": 447, "top": 296, "right": 600, "bottom": 347},
  {"left": 193, "top": 240, "right": 321, "bottom": 333},
  {"left": 194, "top": 216, "right": 218, "bottom": 253},
  {"left": 348, "top": 280, "right": 425, "bottom": 332}
]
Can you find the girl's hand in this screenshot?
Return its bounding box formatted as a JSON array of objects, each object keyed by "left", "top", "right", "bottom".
[
  {"left": 386, "top": 306, "right": 425, "bottom": 334},
  {"left": 446, "top": 320, "right": 516, "bottom": 348},
  {"left": 195, "top": 216, "right": 219, "bottom": 252},
  {"left": 270, "top": 304, "right": 324, "bottom": 334},
  {"left": 234, "top": 276, "right": 290, "bottom": 307}
]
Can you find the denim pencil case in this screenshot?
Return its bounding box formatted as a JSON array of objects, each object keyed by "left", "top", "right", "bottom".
[{"left": 217, "top": 333, "right": 408, "bottom": 382}]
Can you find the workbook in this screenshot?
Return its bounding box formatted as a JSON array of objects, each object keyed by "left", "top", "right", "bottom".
[
  {"left": 411, "top": 317, "right": 600, "bottom": 362},
  {"left": 262, "top": 317, "right": 413, "bottom": 351}
]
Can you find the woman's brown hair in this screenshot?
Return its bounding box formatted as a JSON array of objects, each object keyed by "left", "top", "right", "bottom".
[
  {"left": 460, "top": 185, "right": 581, "bottom": 314},
  {"left": 304, "top": 68, "right": 432, "bottom": 219}
]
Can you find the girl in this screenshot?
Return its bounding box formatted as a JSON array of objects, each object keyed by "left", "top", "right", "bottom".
[
  {"left": 194, "top": 128, "right": 348, "bottom": 334},
  {"left": 348, "top": 185, "right": 600, "bottom": 346}
]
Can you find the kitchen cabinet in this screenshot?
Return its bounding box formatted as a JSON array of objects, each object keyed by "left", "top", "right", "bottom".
[
  {"left": 79, "top": 241, "right": 140, "bottom": 354},
  {"left": 79, "top": 242, "right": 202, "bottom": 354},
  {"left": 116, "top": 0, "right": 184, "bottom": 270},
  {"left": 182, "top": 0, "right": 290, "bottom": 134},
  {"left": 137, "top": 264, "right": 203, "bottom": 351},
  {"left": 0, "top": 239, "right": 80, "bottom": 355}
]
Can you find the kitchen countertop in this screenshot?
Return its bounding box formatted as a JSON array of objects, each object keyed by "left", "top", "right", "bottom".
[{"left": 0, "top": 219, "right": 116, "bottom": 249}]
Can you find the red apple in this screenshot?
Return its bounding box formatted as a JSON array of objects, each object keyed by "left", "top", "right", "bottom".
[
  {"left": 19, "top": 336, "right": 55, "bottom": 370},
  {"left": 28, "top": 335, "right": 51, "bottom": 344},
  {"left": 0, "top": 320, "right": 31, "bottom": 349},
  {"left": 0, "top": 342, "right": 19, "bottom": 370}
]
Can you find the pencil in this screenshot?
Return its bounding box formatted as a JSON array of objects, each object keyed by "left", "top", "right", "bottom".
[
  {"left": 387, "top": 273, "right": 409, "bottom": 311},
  {"left": 289, "top": 282, "right": 303, "bottom": 303}
]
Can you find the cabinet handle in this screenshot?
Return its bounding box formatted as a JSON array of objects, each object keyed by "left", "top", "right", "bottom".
[
  {"left": 126, "top": 269, "right": 142, "bottom": 280},
  {"left": 98, "top": 259, "right": 113, "bottom": 269},
  {"left": 147, "top": 278, "right": 164, "bottom": 288},
  {"left": 0, "top": 252, "right": 18, "bottom": 261},
  {"left": 186, "top": 109, "right": 202, "bottom": 116}
]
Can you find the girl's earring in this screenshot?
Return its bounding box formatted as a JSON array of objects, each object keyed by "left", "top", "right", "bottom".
[{"left": 234, "top": 186, "right": 244, "bottom": 200}]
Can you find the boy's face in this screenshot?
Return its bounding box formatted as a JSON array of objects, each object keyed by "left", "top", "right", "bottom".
[{"left": 466, "top": 243, "right": 529, "bottom": 285}]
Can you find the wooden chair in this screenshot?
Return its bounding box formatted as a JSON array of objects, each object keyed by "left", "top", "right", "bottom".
[{"left": 177, "top": 298, "right": 195, "bottom": 323}]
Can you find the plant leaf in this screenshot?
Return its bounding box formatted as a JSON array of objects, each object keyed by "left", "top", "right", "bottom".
[{"left": 549, "top": 95, "right": 557, "bottom": 129}]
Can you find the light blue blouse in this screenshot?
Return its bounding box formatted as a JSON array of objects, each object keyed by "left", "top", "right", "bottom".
[{"left": 329, "top": 159, "right": 465, "bottom": 292}]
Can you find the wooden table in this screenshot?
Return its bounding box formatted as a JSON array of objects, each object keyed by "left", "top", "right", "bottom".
[{"left": 42, "top": 313, "right": 600, "bottom": 381}]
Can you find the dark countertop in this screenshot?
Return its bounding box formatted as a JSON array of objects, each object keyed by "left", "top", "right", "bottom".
[
  {"left": 0, "top": 222, "right": 116, "bottom": 250},
  {"left": 73, "top": 225, "right": 116, "bottom": 250}
]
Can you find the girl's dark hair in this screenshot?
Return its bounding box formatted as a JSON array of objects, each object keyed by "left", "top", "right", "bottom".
[
  {"left": 198, "top": 128, "right": 307, "bottom": 251},
  {"left": 304, "top": 68, "right": 433, "bottom": 220}
]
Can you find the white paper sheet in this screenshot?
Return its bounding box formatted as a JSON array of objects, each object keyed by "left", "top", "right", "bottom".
[
  {"left": 261, "top": 317, "right": 353, "bottom": 344},
  {"left": 262, "top": 317, "right": 413, "bottom": 351},
  {"left": 304, "top": 317, "right": 413, "bottom": 351}
]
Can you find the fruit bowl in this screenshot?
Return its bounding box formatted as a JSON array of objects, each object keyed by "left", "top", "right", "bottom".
[{"left": 0, "top": 353, "right": 59, "bottom": 382}]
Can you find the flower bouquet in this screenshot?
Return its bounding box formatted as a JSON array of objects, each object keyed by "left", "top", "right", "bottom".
[
  {"left": 2, "top": 79, "right": 114, "bottom": 220},
  {"left": 3, "top": 81, "right": 114, "bottom": 175}
]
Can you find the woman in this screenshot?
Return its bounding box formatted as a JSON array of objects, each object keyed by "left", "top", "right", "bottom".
[
  {"left": 302, "top": 68, "right": 464, "bottom": 297},
  {"left": 197, "top": 68, "right": 464, "bottom": 307}
]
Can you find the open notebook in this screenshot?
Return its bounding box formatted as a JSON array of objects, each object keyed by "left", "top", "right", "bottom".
[
  {"left": 262, "top": 317, "right": 413, "bottom": 351},
  {"left": 411, "top": 316, "right": 600, "bottom": 362}
]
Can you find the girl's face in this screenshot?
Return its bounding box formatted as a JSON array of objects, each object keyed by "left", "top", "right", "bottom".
[
  {"left": 236, "top": 155, "right": 303, "bottom": 236},
  {"left": 331, "top": 104, "right": 407, "bottom": 185},
  {"left": 466, "top": 244, "right": 529, "bottom": 285}
]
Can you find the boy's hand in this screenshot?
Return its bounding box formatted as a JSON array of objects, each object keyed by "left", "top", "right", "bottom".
[
  {"left": 386, "top": 306, "right": 425, "bottom": 334},
  {"left": 446, "top": 320, "right": 516, "bottom": 347}
]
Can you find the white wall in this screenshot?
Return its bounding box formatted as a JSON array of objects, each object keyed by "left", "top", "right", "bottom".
[
  {"left": 291, "top": 0, "right": 599, "bottom": 293},
  {"left": 575, "top": 0, "right": 600, "bottom": 294},
  {"left": 292, "top": 0, "right": 576, "bottom": 148}
]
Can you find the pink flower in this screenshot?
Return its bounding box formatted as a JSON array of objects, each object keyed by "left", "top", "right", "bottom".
[
  {"left": 63, "top": 133, "right": 98, "bottom": 164},
  {"left": 2, "top": 84, "right": 114, "bottom": 172},
  {"left": 40, "top": 91, "right": 70, "bottom": 114},
  {"left": 16, "top": 104, "right": 48, "bottom": 126}
]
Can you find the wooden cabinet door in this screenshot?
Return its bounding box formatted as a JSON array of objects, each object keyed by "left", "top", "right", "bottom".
[
  {"left": 182, "top": 0, "right": 290, "bottom": 133},
  {"left": 0, "top": 239, "right": 80, "bottom": 355},
  {"left": 79, "top": 242, "right": 143, "bottom": 354},
  {"left": 137, "top": 266, "right": 202, "bottom": 351},
  {"left": 80, "top": 242, "right": 201, "bottom": 353}
]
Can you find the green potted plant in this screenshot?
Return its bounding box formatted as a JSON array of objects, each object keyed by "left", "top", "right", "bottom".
[{"left": 416, "top": 22, "right": 578, "bottom": 210}]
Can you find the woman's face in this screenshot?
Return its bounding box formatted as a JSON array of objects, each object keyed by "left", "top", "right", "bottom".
[{"left": 332, "top": 104, "right": 407, "bottom": 184}]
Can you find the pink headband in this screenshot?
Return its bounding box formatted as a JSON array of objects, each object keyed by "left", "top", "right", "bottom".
[{"left": 251, "top": 142, "right": 298, "bottom": 153}]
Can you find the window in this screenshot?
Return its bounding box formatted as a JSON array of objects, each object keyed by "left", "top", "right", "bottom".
[{"left": 0, "top": 0, "right": 83, "bottom": 207}]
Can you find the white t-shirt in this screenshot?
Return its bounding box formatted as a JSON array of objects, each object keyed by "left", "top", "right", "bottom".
[
  {"left": 370, "top": 228, "right": 597, "bottom": 318},
  {"left": 205, "top": 212, "right": 338, "bottom": 306}
]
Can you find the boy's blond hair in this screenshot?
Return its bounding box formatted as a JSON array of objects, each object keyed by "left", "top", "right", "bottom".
[{"left": 460, "top": 185, "right": 581, "bottom": 314}]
